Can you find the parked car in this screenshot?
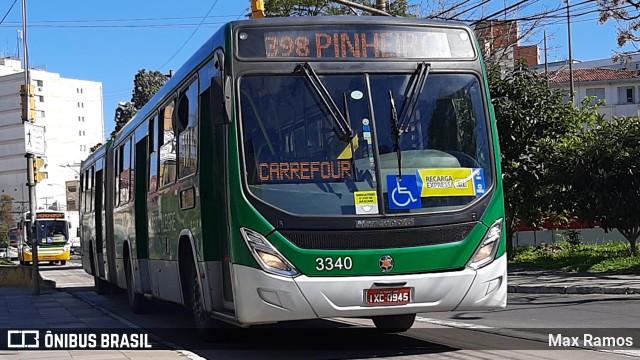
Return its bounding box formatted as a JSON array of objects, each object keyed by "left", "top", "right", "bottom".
[
  {"left": 70, "top": 238, "right": 81, "bottom": 255},
  {"left": 7, "top": 246, "right": 18, "bottom": 260}
]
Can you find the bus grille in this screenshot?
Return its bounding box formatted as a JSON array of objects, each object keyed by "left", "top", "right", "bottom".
[{"left": 279, "top": 222, "right": 478, "bottom": 250}]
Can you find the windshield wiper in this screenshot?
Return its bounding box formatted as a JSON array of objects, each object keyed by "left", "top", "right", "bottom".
[
  {"left": 398, "top": 62, "right": 431, "bottom": 134},
  {"left": 389, "top": 90, "right": 403, "bottom": 180},
  {"left": 294, "top": 62, "right": 354, "bottom": 142}
]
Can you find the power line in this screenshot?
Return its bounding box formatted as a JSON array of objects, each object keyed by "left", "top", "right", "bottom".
[
  {"left": 158, "top": 0, "right": 220, "bottom": 71},
  {"left": 0, "top": 0, "right": 17, "bottom": 25}
]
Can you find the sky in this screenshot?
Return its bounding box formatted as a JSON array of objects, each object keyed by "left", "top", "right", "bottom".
[{"left": 0, "top": 0, "right": 633, "bottom": 137}]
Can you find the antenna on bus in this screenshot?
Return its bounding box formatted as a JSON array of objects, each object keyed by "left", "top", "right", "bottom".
[{"left": 251, "top": 0, "right": 265, "bottom": 19}]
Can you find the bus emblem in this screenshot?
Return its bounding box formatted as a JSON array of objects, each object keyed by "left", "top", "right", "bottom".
[{"left": 379, "top": 255, "right": 394, "bottom": 272}]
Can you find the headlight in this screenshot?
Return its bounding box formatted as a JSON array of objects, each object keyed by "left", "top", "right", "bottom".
[
  {"left": 240, "top": 227, "right": 299, "bottom": 277},
  {"left": 467, "top": 218, "right": 503, "bottom": 270}
]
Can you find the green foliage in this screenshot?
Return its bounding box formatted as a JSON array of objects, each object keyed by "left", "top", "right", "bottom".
[
  {"left": 547, "top": 116, "right": 640, "bottom": 254},
  {"left": 111, "top": 69, "right": 169, "bottom": 138},
  {"left": 487, "top": 63, "right": 594, "bottom": 257},
  {"left": 511, "top": 241, "right": 640, "bottom": 273},
  {"left": 112, "top": 102, "right": 137, "bottom": 137},
  {"left": 0, "top": 224, "right": 7, "bottom": 245},
  {"left": 264, "top": 0, "right": 417, "bottom": 17},
  {"left": 0, "top": 195, "right": 14, "bottom": 227}
]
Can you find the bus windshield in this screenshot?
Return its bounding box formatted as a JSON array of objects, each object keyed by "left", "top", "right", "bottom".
[
  {"left": 25, "top": 220, "right": 69, "bottom": 245},
  {"left": 240, "top": 72, "right": 492, "bottom": 216}
]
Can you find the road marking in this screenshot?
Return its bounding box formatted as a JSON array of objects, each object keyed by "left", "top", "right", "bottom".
[
  {"left": 416, "top": 316, "right": 640, "bottom": 357},
  {"left": 71, "top": 291, "right": 204, "bottom": 359}
]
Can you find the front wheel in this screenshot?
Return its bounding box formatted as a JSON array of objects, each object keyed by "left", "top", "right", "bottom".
[
  {"left": 191, "top": 270, "right": 218, "bottom": 341},
  {"left": 372, "top": 313, "right": 416, "bottom": 333}
]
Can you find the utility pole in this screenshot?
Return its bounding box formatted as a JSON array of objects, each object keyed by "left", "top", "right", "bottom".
[
  {"left": 21, "top": 0, "right": 39, "bottom": 295},
  {"left": 566, "top": 0, "right": 575, "bottom": 103}
]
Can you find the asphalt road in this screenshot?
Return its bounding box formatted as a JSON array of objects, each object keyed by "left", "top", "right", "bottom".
[{"left": 34, "top": 261, "right": 640, "bottom": 359}]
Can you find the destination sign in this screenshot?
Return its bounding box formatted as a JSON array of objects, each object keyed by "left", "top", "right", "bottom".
[
  {"left": 258, "top": 160, "right": 353, "bottom": 183},
  {"left": 36, "top": 212, "right": 65, "bottom": 219},
  {"left": 237, "top": 26, "right": 475, "bottom": 60}
]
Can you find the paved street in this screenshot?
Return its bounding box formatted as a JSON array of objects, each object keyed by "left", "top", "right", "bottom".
[{"left": 0, "top": 260, "right": 634, "bottom": 359}]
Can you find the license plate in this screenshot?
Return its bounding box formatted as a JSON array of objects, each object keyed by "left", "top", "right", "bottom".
[{"left": 365, "top": 287, "right": 411, "bottom": 305}]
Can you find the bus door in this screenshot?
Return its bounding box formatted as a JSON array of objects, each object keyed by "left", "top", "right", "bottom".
[
  {"left": 94, "top": 168, "right": 105, "bottom": 278},
  {"left": 199, "top": 53, "right": 233, "bottom": 309},
  {"left": 134, "top": 136, "right": 151, "bottom": 293}
]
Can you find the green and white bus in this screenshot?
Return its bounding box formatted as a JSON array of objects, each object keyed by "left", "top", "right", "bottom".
[{"left": 80, "top": 16, "right": 506, "bottom": 335}]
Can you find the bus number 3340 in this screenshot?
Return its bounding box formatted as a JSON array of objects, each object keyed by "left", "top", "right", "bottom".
[{"left": 315, "top": 257, "right": 353, "bottom": 271}]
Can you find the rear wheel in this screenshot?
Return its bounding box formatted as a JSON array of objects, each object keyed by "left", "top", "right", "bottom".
[
  {"left": 91, "top": 246, "right": 110, "bottom": 295},
  {"left": 125, "top": 257, "right": 147, "bottom": 314},
  {"left": 60, "top": 260, "right": 66, "bottom": 265},
  {"left": 372, "top": 313, "right": 416, "bottom": 333}
]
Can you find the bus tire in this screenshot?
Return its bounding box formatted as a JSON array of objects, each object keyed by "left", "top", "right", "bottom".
[
  {"left": 372, "top": 313, "right": 416, "bottom": 333},
  {"left": 191, "top": 268, "right": 215, "bottom": 341},
  {"left": 91, "top": 245, "right": 110, "bottom": 295},
  {"left": 125, "top": 256, "right": 147, "bottom": 314},
  {"left": 60, "top": 260, "right": 66, "bottom": 265}
]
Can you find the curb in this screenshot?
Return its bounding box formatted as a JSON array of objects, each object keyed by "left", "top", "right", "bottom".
[
  {"left": 508, "top": 285, "right": 640, "bottom": 295},
  {"left": 0, "top": 265, "right": 56, "bottom": 288}
]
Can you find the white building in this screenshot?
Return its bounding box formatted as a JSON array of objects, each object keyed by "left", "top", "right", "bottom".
[
  {"left": 546, "top": 67, "right": 640, "bottom": 118},
  {"left": 0, "top": 57, "right": 104, "bottom": 225}
]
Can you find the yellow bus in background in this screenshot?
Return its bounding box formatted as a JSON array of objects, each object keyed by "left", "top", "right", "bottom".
[{"left": 18, "top": 211, "right": 72, "bottom": 265}]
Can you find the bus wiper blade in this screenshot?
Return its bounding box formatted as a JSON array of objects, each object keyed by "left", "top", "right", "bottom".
[
  {"left": 389, "top": 90, "right": 403, "bottom": 180},
  {"left": 294, "top": 62, "right": 354, "bottom": 142},
  {"left": 398, "top": 62, "right": 431, "bottom": 134}
]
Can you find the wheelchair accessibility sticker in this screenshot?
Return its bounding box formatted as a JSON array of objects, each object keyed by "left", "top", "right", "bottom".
[{"left": 387, "top": 175, "right": 421, "bottom": 210}]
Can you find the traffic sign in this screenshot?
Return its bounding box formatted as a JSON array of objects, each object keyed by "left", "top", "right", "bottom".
[{"left": 24, "top": 122, "right": 45, "bottom": 156}]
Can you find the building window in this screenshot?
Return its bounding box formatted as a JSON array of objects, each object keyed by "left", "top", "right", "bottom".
[
  {"left": 37, "top": 95, "right": 44, "bottom": 102},
  {"left": 618, "top": 86, "right": 635, "bottom": 104},
  {"left": 586, "top": 88, "right": 605, "bottom": 103},
  {"left": 36, "top": 80, "right": 43, "bottom": 87},
  {"left": 36, "top": 110, "right": 45, "bottom": 118},
  {"left": 77, "top": 88, "right": 83, "bottom": 94},
  {"left": 77, "top": 102, "right": 84, "bottom": 108}
]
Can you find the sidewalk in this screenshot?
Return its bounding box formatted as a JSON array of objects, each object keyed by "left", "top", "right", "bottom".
[
  {"left": 508, "top": 268, "right": 640, "bottom": 295},
  {"left": 0, "top": 287, "right": 189, "bottom": 359}
]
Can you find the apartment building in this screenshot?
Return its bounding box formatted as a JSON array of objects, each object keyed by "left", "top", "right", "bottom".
[{"left": 0, "top": 57, "right": 103, "bottom": 223}]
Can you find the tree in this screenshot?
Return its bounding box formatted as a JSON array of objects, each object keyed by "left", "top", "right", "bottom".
[
  {"left": 111, "top": 69, "right": 169, "bottom": 137},
  {"left": 547, "top": 116, "right": 640, "bottom": 254},
  {"left": 0, "top": 194, "right": 14, "bottom": 227},
  {"left": 488, "top": 63, "right": 595, "bottom": 258},
  {"left": 264, "top": 0, "right": 417, "bottom": 17},
  {"left": 598, "top": 0, "right": 640, "bottom": 61}
]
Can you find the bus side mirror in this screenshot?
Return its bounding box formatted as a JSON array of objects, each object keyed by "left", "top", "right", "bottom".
[{"left": 211, "top": 75, "right": 232, "bottom": 125}]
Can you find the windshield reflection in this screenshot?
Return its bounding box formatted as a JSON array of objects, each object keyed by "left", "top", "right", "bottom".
[{"left": 240, "top": 72, "right": 492, "bottom": 216}]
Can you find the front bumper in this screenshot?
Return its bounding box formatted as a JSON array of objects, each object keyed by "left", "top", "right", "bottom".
[
  {"left": 232, "top": 254, "right": 507, "bottom": 325},
  {"left": 23, "top": 248, "right": 71, "bottom": 262}
]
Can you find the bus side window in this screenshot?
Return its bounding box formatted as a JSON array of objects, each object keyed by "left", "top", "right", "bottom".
[
  {"left": 90, "top": 166, "right": 95, "bottom": 212},
  {"left": 159, "top": 101, "right": 176, "bottom": 187},
  {"left": 114, "top": 147, "right": 120, "bottom": 206},
  {"left": 149, "top": 115, "right": 158, "bottom": 193},
  {"left": 120, "top": 139, "right": 132, "bottom": 204},
  {"left": 177, "top": 80, "right": 199, "bottom": 179},
  {"left": 80, "top": 172, "right": 84, "bottom": 214}
]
